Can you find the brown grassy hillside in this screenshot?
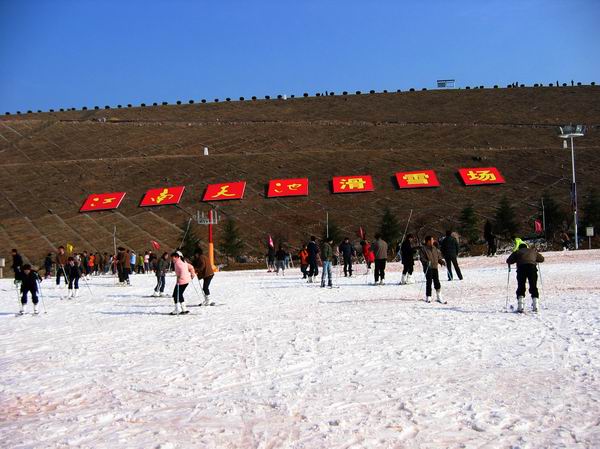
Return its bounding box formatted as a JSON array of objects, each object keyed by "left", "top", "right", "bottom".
[{"left": 1, "top": 87, "right": 599, "bottom": 265}]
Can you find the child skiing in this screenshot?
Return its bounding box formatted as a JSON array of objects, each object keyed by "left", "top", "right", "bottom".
[
  {"left": 170, "top": 251, "right": 195, "bottom": 315},
  {"left": 506, "top": 243, "right": 545, "bottom": 313},
  {"left": 419, "top": 236, "right": 446, "bottom": 303},
  {"left": 66, "top": 256, "right": 82, "bottom": 298},
  {"left": 19, "top": 264, "right": 41, "bottom": 315},
  {"left": 153, "top": 252, "right": 169, "bottom": 297}
]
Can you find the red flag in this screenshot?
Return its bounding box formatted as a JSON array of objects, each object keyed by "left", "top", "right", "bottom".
[
  {"left": 268, "top": 235, "right": 274, "bottom": 248},
  {"left": 534, "top": 220, "right": 543, "bottom": 234},
  {"left": 151, "top": 240, "right": 161, "bottom": 250},
  {"left": 358, "top": 227, "right": 366, "bottom": 240}
]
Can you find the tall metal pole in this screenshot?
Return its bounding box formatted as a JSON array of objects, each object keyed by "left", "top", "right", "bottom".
[
  {"left": 326, "top": 212, "right": 329, "bottom": 238},
  {"left": 571, "top": 136, "right": 579, "bottom": 249},
  {"left": 208, "top": 208, "right": 217, "bottom": 271},
  {"left": 541, "top": 197, "right": 546, "bottom": 240}
]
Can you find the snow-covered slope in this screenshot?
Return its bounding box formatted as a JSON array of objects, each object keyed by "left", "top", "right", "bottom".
[{"left": 1, "top": 251, "right": 599, "bottom": 448}]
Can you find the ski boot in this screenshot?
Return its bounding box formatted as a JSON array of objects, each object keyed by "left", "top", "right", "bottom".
[
  {"left": 179, "top": 303, "right": 189, "bottom": 315},
  {"left": 33, "top": 304, "right": 39, "bottom": 315},
  {"left": 435, "top": 290, "right": 447, "bottom": 304},
  {"left": 170, "top": 303, "right": 180, "bottom": 315},
  {"left": 532, "top": 297, "right": 539, "bottom": 313},
  {"left": 73, "top": 289, "right": 79, "bottom": 298},
  {"left": 516, "top": 296, "right": 525, "bottom": 313},
  {"left": 425, "top": 296, "right": 432, "bottom": 303},
  {"left": 19, "top": 303, "right": 25, "bottom": 315},
  {"left": 67, "top": 289, "right": 73, "bottom": 299},
  {"left": 152, "top": 291, "right": 160, "bottom": 297},
  {"left": 400, "top": 274, "right": 407, "bottom": 285}
]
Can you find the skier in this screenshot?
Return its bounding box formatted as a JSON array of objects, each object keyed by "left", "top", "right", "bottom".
[
  {"left": 320, "top": 237, "right": 334, "bottom": 288},
  {"left": 129, "top": 250, "right": 136, "bottom": 275},
  {"left": 484, "top": 221, "right": 497, "bottom": 257},
  {"left": 275, "top": 245, "right": 287, "bottom": 275},
  {"left": 560, "top": 231, "right": 570, "bottom": 251},
  {"left": 511, "top": 236, "right": 528, "bottom": 252},
  {"left": 11, "top": 249, "right": 23, "bottom": 284},
  {"left": 267, "top": 245, "right": 276, "bottom": 272},
  {"left": 18, "top": 264, "right": 41, "bottom": 315},
  {"left": 419, "top": 236, "right": 446, "bottom": 303},
  {"left": 143, "top": 251, "right": 150, "bottom": 272},
  {"left": 400, "top": 234, "right": 416, "bottom": 284},
  {"left": 339, "top": 237, "right": 356, "bottom": 277},
  {"left": 66, "top": 256, "right": 82, "bottom": 298},
  {"left": 170, "top": 251, "right": 195, "bottom": 315},
  {"left": 55, "top": 246, "right": 68, "bottom": 286},
  {"left": 43, "top": 253, "right": 53, "bottom": 279},
  {"left": 307, "top": 236, "right": 320, "bottom": 283},
  {"left": 440, "top": 230, "right": 463, "bottom": 281},
  {"left": 360, "top": 240, "right": 372, "bottom": 270},
  {"left": 372, "top": 233, "right": 388, "bottom": 285},
  {"left": 152, "top": 252, "right": 169, "bottom": 297},
  {"left": 298, "top": 245, "right": 309, "bottom": 279},
  {"left": 506, "top": 243, "right": 545, "bottom": 313},
  {"left": 192, "top": 248, "right": 215, "bottom": 306}
]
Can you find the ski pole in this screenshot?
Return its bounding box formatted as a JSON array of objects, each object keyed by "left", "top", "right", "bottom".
[
  {"left": 36, "top": 278, "right": 48, "bottom": 314},
  {"left": 190, "top": 276, "right": 204, "bottom": 303},
  {"left": 505, "top": 265, "right": 511, "bottom": 312},
  {"left": 81, "top": 274, "right": 94, "bottom": 298}
]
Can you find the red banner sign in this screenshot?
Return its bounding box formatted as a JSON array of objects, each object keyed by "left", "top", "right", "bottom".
[
  {"left": 80, "top": 192, "right": 126, "bottom": 212},
  {"left": 140, "top": 186, "right": 185, "bottom": 207},
  {"left": 332, "top": 175, "right": 374, "bottom": 193},
  {"left": 395, "top": 170, "right": 440, "bottom": 189},
  {"left": 267, "top": 178, "right": 309, "bottom": 197},
  {"left": 458, "top": 167, "right": 505, "bottom": 185},
  {"left": 203, "top": 181, "right": 246, "bottom": 201}
]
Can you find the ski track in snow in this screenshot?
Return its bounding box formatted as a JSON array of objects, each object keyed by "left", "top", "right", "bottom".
[{"left": 1, "top": 251, "right": 599, "bottom": 449}]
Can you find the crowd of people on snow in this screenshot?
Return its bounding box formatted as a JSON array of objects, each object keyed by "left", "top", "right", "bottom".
[
  {"left": 9, "top": 244, "right": 215, "bottom": 315},
  {"left": 8, "top": 218, "right": 550, "bottom": 315},
  {"left": 265, "top": 223, "right": 546, "bottom": 312}
]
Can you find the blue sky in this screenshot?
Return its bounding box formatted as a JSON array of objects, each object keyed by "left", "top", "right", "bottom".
[{"left": 0, "top": 0, "right": 598, "bottom": 112}]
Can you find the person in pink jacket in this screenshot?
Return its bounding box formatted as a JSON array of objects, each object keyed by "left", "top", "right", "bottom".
[{"left": 170, "top": 251, "right": 196, "bottom": 315}]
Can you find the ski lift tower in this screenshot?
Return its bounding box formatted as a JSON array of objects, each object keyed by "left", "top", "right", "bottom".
[
  {"left": 558, "top": 124, "right": 586, "bottom": 249},
  {"left": 197, "top": 208, "right": 219, "bottom": 271}
]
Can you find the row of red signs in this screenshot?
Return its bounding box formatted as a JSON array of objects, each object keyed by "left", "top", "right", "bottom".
[{"left": 80, "top": 167, "right": 505, "bottom": 212}]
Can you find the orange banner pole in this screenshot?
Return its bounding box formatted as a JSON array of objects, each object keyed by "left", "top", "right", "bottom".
[{"left": 208, "top": 209, "right": 218, "bottom": 271}]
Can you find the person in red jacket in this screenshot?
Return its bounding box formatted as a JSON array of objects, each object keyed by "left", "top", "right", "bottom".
[{"left": 298, "top": 245, "right": 309, "bottom": 279}]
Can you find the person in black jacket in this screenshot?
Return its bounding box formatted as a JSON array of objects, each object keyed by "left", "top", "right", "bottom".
[
  {"left": 19, "top": 264, "right": 40, "bottom": 314},
  {"left": 484, "top": 221, "right": 497, "bottom": 257},
  {"left": 11, "top": 249, "right": 23, "bottom": 283},
  {"left": 306, "top": 236, "right": 320, "bottom": 283},
  {"left": 440, "top": 230, "right": 463, "bottom": 281},
  {"left": 66, "top": 257, "right": 82, "bottom": 298},
  {"left": 338, "top": 237, "right": 356, "bottom": 277},
  {"left": 400, "top": 234, "right": 417, "bottom": 284},
  {"left": 275, "top": 245, "right": 287, "bottom": 275},
  {"left": 43, "top": 253, "right": 53, "bottom": 279}
]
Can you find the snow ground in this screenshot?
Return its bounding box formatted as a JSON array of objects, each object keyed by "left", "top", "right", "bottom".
[{"left": 1, "top": 251, "right": 599, "bottom": 449}]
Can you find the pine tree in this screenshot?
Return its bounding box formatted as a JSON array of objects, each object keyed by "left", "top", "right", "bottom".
[
  {"left": 179, "top": 220, "right": 201, "bottom": 259},
  {"left": 583, "top": 189, "right": 600, "bottom": 228},
  {"left": 459, "top": 205, "right": 479, "bottom": 244},
  {"left": 541, "top": 193, "right": 566, "bottom": 236},
  {"left": 218, "top": 218, "right": 244, "bottom": 262},
  {"left": 494, "top": 197, "right": 518, "bottom": 238},
  {"left": 379, "top": 207, "right": 401, "bottom": 247},
  {"left": 322, "top": 220, "right": 342, "bottom": 245}
]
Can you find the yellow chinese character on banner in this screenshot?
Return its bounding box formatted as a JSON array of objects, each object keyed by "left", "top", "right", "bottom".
[
  {"left": 102, "top": 197, "right": 116, "bottom": 204},
  {"left": 340, "top": 177, "right": 366, "bottom": 190},
  {"left": 467, "top": 170, "right": 496, "bottom": 182},
  {"left": 213, "top": 185, "right": 236, "bottom": 198},
  {"left": 403, "top": 173, "right": 429, "bottom": 185},
  {"left": 287, "top": 183, "right": 302, "bottom": 191},
  {"left": 153, "top": 189, "right": 174, "bottom": 204}
]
